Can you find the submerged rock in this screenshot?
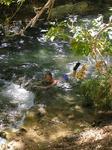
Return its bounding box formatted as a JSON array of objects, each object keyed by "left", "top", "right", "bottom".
[
  {"left": 7, "top": 140, "right": 25, "bottom": 150},
  {"left": 37, "top": 104, "right": 46, "bottom": 115},
  {"left": 35, "top": 104, "right": 47, "bottom": 118},
  {"left": 0, "top": 131, "right": 7, "bottom": 139},
  {"left": 16, "top": 127, "right": 27, "bottom": 136}
]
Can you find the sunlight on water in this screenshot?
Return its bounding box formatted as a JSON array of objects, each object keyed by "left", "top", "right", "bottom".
[
  {"left": 0, "top": 82, "right": 35, "bottom": 130},
  {"left": 2, "top": 83, "right": 34, "bottom": 110},
  {"left": 0, "top": 137, "right": 6, "bottom": 147}
]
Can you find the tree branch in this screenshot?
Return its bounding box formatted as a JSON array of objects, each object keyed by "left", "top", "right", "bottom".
[{"left": 20, "top": 0, "right": 55, "bottom": 35}]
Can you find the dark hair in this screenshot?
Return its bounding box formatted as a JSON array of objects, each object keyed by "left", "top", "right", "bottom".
[
  {"left": 73, "top": 62, "right": 81, "bottom": 71},
  {"left": 44, "top": 71, "right": 52, "bottom": 77}
]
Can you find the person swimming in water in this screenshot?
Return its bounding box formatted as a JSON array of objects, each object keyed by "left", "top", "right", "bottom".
[
  {"left": 25, "top": 71, "right": 59, "bottom": 91},
  {"left": 29, "top": 71, "right": 59, "bottom": 90},
  {"left": 40, "top": 71, "right": 59, "bottom": 89}
]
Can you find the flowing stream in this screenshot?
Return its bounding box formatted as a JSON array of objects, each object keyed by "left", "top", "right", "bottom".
[
  {"left": 0, "top": 31, "right": 78, "bottom": 131},
  {"left": 0, "top": 15, "right": 112, "bottom": 146}
]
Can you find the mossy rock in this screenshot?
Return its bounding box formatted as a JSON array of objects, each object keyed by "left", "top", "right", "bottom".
[
  {"left": 50, "top": 1, "right": 95, "bottom": 19},
  {"left": 50, "top": 3, "right": 74, "bottom": 19}
]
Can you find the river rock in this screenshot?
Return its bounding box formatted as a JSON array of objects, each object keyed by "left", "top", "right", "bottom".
[
  {"left": 25, "top": 111, "right": 36, "bottom": 120},
  {"left": 16, "top": 127, "right": 27, "bottom": 136},
  {"left": 38, "top": 107, "right": 46, "bottom": 115},
  {"left": 50, "top": 1, "right": 96, "bottom": 19},
  {"left": 6, "top": 140, "right": 25, "bottom": 150},
  {"left": 0, "top": 131, "right": 7, "bottom": 139}
]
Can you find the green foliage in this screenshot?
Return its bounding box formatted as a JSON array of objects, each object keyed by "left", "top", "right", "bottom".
[
  {"left": 70, "top": 29, "right": 91, "bottom": 56},
  {"left": 46, "top": 15, "right": 112, "bottom": 56},
  {"left": 79, "top": 71, "right": 112, "bottom": 110},
  {"left": 0, "top": 0, "right": 13, "bottom": 5},
  {"left": 0, "top": 0, "right": 25, "bottom": 5},
  {"left": 46, "top": 16, "right": 112, "bottom": 111},
  {"left": 46, "top": 21, "right": 70, "bottom": 41}
]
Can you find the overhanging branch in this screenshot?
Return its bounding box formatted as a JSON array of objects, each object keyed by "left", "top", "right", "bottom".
[{"left": 20, "top": 0, "right": 55, "bottom": 35}]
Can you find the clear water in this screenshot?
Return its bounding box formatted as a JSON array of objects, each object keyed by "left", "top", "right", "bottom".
[
  {"left": 0, "top": 16, "right": 112, "bottom": 136},
  {"left": 0, "top": 36, "right": 77, "bottom": 131}
]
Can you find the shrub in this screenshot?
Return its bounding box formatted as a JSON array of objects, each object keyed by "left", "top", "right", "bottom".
[{"left": 79, "top": 70, "right": 112, "bottom": 110}]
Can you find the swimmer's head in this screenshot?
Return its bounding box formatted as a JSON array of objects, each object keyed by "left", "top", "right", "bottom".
[{"left": 44, "top": 71, "right": 53, "bottom": 81}]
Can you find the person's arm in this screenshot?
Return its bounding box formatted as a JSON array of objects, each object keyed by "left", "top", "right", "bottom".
[
  {"left": 37, "top": 79, "right": 59, "bottom": 89},
  {"left": 46, "top": 80, "right": 59, "bottom": 88}
]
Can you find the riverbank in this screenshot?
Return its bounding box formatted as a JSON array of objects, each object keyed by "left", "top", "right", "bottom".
[{"left": 1, "top": 101, "right": 112, "bottom": 149}]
